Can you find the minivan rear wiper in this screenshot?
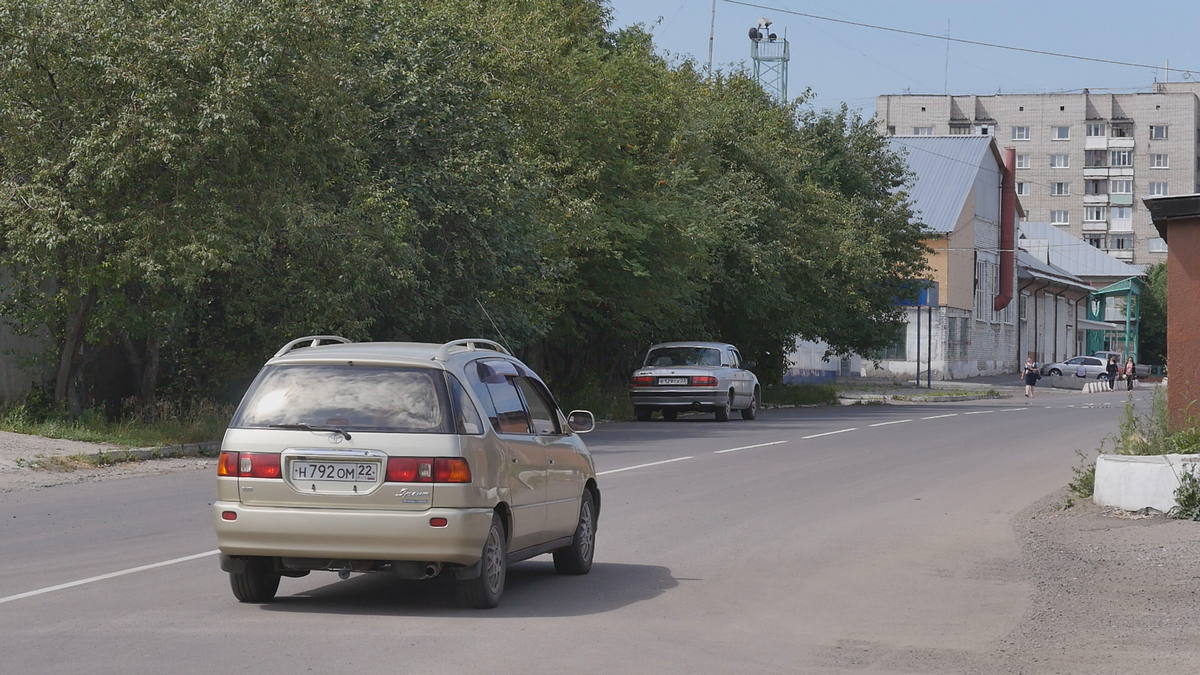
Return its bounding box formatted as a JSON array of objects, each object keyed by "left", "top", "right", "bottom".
[{"left": 268, "top": 423, "right": 352, "bottom": 440}]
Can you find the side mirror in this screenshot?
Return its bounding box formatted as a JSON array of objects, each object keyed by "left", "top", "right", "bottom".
[
  {"left": 567, "top": 410, "right": 595, "bottom": 434},
  {"left": 744, "top": 360, "right": 757, "bottom": 369}
]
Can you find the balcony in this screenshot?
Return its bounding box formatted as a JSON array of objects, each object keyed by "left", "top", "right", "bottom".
[
  {"left": 1081, "top": 220, "right": 1109, "bottom": 232},
  {"left": 1109, "top": 220, "right": 1134, "bottom": 232},
  {"left": 1109, "top": 138, "right": 1135, "bottom": 149},
  {"left": 1109, "top": 167, "right": 1135, "bottom": 177},
  {"left": 1110, "top": 194, "right": 1134, "bottom": 206},
  {"left": 1083, "top": 168, "right": 1110, "bottom": 178},
  {"left": 1109, "top": 249, "right": 1134, "bottom": 262},
  {"left": 1083, "top": 194, "right": 1108, "bottom": 205},
  {"left": 1084, "top": 136, "right": 1109, "bottom": 150}
]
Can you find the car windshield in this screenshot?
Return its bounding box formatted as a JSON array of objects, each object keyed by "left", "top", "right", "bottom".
[
  {"left": 231, "top": 365, "right": 453, "bottom": 433},
  {"left": 645, "top": 347, "right": 722, "bottom": 367}
]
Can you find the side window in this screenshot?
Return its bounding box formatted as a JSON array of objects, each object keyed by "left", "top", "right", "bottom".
[
  {"left": 726, "top": 350, "right": 738, "bottom": 368},
  {"left": 1066, "top": 357, "right": 1083, "bottom": 365},
  {"left": 465, "top": 359, "right": 530, "bottom": 434},
  {"left": 516, "top": 377, "right": 560, "bottom": 435},
  {"left": 445, "top": 373, "right": 484, "bottom": 435}
]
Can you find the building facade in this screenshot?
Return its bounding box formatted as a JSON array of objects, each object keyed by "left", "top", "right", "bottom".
[{"left": 876, "top": 83, "right": 1200, "bottom": 266}]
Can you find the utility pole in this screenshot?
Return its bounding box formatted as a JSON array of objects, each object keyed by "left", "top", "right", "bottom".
[{"left": 708, "top": 0, "right": 717, "bottom": 80}]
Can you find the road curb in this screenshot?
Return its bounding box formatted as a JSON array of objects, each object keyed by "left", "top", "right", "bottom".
[{"left": 79, "top": 441, "right": 221, "bottom": 465}]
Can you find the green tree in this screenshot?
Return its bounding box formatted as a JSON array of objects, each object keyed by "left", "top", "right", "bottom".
[{"left": 1140, "top": 262, "right": 1167, "bottom": 365}]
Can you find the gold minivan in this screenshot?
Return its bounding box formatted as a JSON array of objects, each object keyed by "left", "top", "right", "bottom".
[{"left": 213, "top": 337, "right": 599, "bottom": 608}]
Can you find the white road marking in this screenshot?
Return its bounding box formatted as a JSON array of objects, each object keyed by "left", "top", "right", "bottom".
[
  {"left": 802, "top": 428, "right": 857, "bottom": 439},
  {"left": 0, "top": 550, "right": 219, "bottom": 606},
  {"left": 598, "top": 456, "right": 694, "bottom": 476},
  {"left": 714, "top": 440, "right": 788, "bottom": 455},
  {"left": 921, "top": 414, "right": 958, "bottom": 420},
  {"left": 869, "top": 419, "right": 913, "bottom": 427},
  {"left": 963, "top": 410, "right": 994, "bottom": 415}
]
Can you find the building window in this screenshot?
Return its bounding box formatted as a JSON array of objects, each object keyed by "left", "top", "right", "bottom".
[
  {"left": 1084, "top": 206, "right": 1107, "bottom": 221},
  {"left": 1085, "top": 179, "right": 1108, "bottom": 195},
  {"left": 1149, "top": 237, "right": 1169, "bottom": 253},
  {"left": 949, "top": 124, "right": 971, "bottom": 135},
  {"left": 1050, "top": 154, "right": 1070, "bottom": 168},
  {"left": 887, "top": 125, "right": 896, "bottom": 135},
  {"left": 1149, "top": 182, "right": 1169, "bottom": 196},
  {"left": 1050, "top": 182, "right": 1070, "bottom": 196},
  {"left": 1012, "top": 126, "right": 1031, "bottom": 140},
  {"left": 1050, "top": 210, "right": 1070, "bottom": 225},
  {"left": 974, "top": 260, "right": 999, "bottom": 322},
  {"left": 1150, "top": 125, "right": 1169, "bottom": 140},
  {"left": 1110, "top": 150, "right": 1133, "bottom": 167},
  {"left": 1016, "top": 154, "right": 1030, "bottom": 169},
  {"left": 880, "top": 326, "right": 907, "bottom": 361},
  {"left": 1151, "top": 153, "right": 1169, "bottom": 168},
  {"left": 1111, "top": 179, "right": 1133, "bottom": 194},
  {"left": 1015, "top": 182, "right": 1030, "bottom": 196},
  {"left": 1086, "top": 123, "right": 1106, "bottom": 137},
  {"left": 1111, "top": 125, "right": 1132, "bottom": 138},
  {"left": 1085, "top": 150, "right": 1107, "bottom": 167},
  {"left": 1112, "top": 206, "right": 1132, "bottom": 220},
  {"left": 1052, "top": 126, "right": 1070, "bottom": 140},
  {"left": 1086, "top": 234, "right": 1106, "bottom": 249},
  {"left": 1109, "top": 234, "right": 1132, "bottom": 250},
  {"left": 913, "top": 127, "right": 933, "bottom": 135}
]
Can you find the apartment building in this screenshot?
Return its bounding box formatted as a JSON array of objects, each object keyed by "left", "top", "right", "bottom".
[{"left": 876, "top": 83, "right": 1200, "bottom": 265}]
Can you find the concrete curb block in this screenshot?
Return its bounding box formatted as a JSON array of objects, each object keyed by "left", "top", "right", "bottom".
[
  {"left": 838, "top": 393, "right": 1010, "bottom": 405},
  {"left": 1094, "top": 453, "right": 1200, "bottom": 512},
  {"left": 79, "top": 441, "right": 221, "bottom": 464}
]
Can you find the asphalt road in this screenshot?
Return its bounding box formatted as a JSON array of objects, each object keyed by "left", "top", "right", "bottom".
[{"left": 0, "top": 389, "right": 1141, "bottom": 674}]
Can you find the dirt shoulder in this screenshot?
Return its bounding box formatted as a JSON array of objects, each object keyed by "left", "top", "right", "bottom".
[{"left": 995, "top": 489, "right": 1200, "bottom": 672}]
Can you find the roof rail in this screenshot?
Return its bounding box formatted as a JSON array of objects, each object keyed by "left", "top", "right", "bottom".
[
  {"left": 434, "top": 338, "right": 511, "bottom": 362},
  {"left": 273, "top": 335, "right": 351, "bottom": 359}
]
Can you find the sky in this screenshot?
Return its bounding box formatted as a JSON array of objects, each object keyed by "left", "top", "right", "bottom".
[{"left": 604, "top": 0, "right": 1200, "bottom": 117}]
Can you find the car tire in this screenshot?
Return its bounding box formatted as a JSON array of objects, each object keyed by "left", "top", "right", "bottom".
[
  {"left": 459, "top": 513, "right": 507, "bottom": 609},
  {"left": 553, "top": 491, "right": 596, "bottom": 575},
  {"left": 229, "top": 557, "right": 281, "bottom": 603},
  {"left": 715, "top": 392, "right": 732, "bottom": 422},
  {"left": 634, "top": 406, "right": 652, "bottom": 422},
  {"left": 1049, "top": 369, "right": 1061, "bottom": 376},
  {"left": 741, "top": 388, "right": 759, "bottom": 420},
  {"left": 662, "top": 409, "right": 678, "bottom": 421}
]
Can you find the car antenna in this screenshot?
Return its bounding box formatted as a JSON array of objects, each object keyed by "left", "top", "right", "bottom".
[{"left": 476, "top": 298, "right": 516, "bottom": 355}]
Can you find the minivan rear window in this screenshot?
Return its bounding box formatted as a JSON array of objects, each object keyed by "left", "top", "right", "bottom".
[{"left": 231, "top": 365, "right": 453, "bottom": 433}]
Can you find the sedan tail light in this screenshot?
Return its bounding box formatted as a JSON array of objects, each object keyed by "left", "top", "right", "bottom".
[
  {"left": 434, "top": 458, "right": 472, "bottom": 483},
  {"left": 690, "top": 376, "right": 718, "bottom": 386},
  {"left": 218, "top": 452, "right": 281, "bottom": 479},
  {"left": 631, "top": 375, "right": 655, "bottom": 387}
]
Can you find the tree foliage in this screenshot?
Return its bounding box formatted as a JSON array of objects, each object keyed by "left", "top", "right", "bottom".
[{"left": 0, "top": 0, "right": 928, "bottom": 410}]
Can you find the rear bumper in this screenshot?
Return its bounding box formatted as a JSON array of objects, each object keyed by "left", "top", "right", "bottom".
[
  {"left": 213, "top": 501, "right": 494, "bottom": 566},
  {"left": 629, "top": 389, "right": 728, "bottom": 409}
]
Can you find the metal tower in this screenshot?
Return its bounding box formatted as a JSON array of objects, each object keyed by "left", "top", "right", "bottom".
[{"left": 749, "top": 19, "right": 788, "bottom": 104}]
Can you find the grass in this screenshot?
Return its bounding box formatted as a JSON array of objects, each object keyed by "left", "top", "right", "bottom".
[
  {"left": 0, "top": 397, "right": 233, "bottom": 447},
  {"left": 893, "top": 388, "right": 1001, "bottom": 400},
  {"left": 760, "top": 383, "right": 839, "bottom": 407}
]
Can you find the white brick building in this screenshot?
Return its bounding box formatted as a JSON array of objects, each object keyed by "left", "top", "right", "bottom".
[{"left": 876, "top": 83, "right": 1200, "bottom": 266}]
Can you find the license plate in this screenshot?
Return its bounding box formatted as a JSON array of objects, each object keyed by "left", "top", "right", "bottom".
[
  {"left": 658, "top": 377, "right": 689, "bottom": 385},
  {"left": 290, "top": 461, "right": 378, "bottom": 483}
]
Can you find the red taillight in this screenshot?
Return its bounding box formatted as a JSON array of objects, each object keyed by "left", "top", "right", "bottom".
[
  {"left": 386, "top": 457, "right": 470, "bottom": 483},
  {"left": 691, "top": 376, "right": 718, "bottom": 386},
  {"left": 434, "top": 458, "right": 472, "bottom": 483},
  {"left": 221, "top": 511, "right": 237, "bottom": 521},
  {"left": 631, "top": 375, "right": 655, "bottom": 387},
  {"left": 239, "top": 453, "right": 281, "bottom": 479},
  {"left": 386, "top": 457, "right": 433, "bottom": 482},
  {"left": 217, "top": 451, "right": 239, "bottom": 477}
]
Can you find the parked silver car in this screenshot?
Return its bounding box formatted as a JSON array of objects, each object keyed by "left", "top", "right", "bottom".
[
  {"left": 629, "top": 342, "right": 760, "bottom": 422},
  {"left": 1040, "top": 355, "right": 1108, "bottom": 378},
  {"left": 213, "top": 336, "right": 599, "bottom": 609}
]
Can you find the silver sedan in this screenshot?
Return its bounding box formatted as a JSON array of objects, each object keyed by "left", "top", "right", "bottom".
[{"left": 629, "top": 342, "right": 760, "bottom": 422}]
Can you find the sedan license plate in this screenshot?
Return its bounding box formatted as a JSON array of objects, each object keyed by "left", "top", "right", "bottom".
[
  {"left": 657, "top": 377, "right": 689, "bottom": 385},
  {"left": 290, "top": 461, "right": 378, "bottom": 483}
]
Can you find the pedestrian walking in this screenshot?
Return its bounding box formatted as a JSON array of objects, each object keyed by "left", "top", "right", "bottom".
[
  {"left": 1124, "top": 356, "right": 1136, "bottom": 391},
  {"left": 1106, "top": 356, "right": 1119, "bottom": 390},
  {"left": 1023, "top": 356, "right": 1039, "bottom": 398}
]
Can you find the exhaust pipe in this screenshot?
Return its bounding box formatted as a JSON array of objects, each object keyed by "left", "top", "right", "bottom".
[{"left": 391, "top": 561, "right": 442, "bottom": 580}]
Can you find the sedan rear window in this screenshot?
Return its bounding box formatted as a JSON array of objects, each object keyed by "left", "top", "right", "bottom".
[
  {"left": 231, "top": 365, "right": 453, "bottom": 433},
  {"left": 645, "top": 347, "right": 722, "bottom": 367}
]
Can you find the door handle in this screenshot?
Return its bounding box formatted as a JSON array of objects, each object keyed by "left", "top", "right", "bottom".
[
  {"left": 511, "top": 458, "right": 518, "bottom": 464},
  {"left": 548, "top": 458, "right": 555, "bottom": 465}
]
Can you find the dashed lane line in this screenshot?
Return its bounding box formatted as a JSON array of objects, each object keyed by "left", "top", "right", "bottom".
[
  {"left": 921, "top": 414, "right": 958, "bottom": 420},
  {"left": 597, "top": 456, "right": 694, "bottom": 476},
  {"left": 802, "top": 428, "right": 858, "bottom": 439},
  {"left": 0, "top": 550, "right": 219, "bottom": 606},
  {"left": 869, "top": 419, "right": 913, "bottom": 427},
  {"left": 714, "top": 440, "right": 788, "bottom": 455},
  {"left": 963, "top": 410, "right": 994, "bottom": 415}
]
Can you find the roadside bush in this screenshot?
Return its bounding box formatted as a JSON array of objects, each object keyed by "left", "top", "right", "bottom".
[
  {"left": 1169, "top": 469, "right": 1200, "bottom": 520},
  {"left": 760, "top": 383, "right": 839, "bottom": 407},
  {"left": 0, "top": 395, "right": 232, "bottom": 446}
]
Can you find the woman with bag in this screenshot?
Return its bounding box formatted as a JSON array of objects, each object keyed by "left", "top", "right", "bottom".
[
  {"left": 1023, "top": 356, "right": 1040, "bottom": 398},
  {"left": 1124, "top": 357, "right": 1137, "bottom": 391},
  {"left": 1106, "top": 356, "right": 1119, "bottom": 390}
]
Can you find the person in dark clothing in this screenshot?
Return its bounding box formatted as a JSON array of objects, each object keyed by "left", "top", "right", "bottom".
[
  {"left": 1124, "top": 357, "right": 1136, "bottom": 391},
  {"left": 1106, "top": 356, "right": 1119, "bottom": 390},
  {"left": 1023, "top": 356, "right": 1039, "bottom": 398}
]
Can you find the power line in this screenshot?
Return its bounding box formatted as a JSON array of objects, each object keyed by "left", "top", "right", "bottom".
[{"left": 721, "top": 0, "right": 1198, "bottom": 76}]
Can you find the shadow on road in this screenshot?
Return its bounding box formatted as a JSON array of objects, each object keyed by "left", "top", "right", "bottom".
[{"left": 259, "top": 560, "right": 681, "bottom": 617}]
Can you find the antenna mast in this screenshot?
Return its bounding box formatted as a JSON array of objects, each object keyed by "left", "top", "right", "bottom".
[{"left": 749, "top": 17, "right": 789, "bottom": 104}]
